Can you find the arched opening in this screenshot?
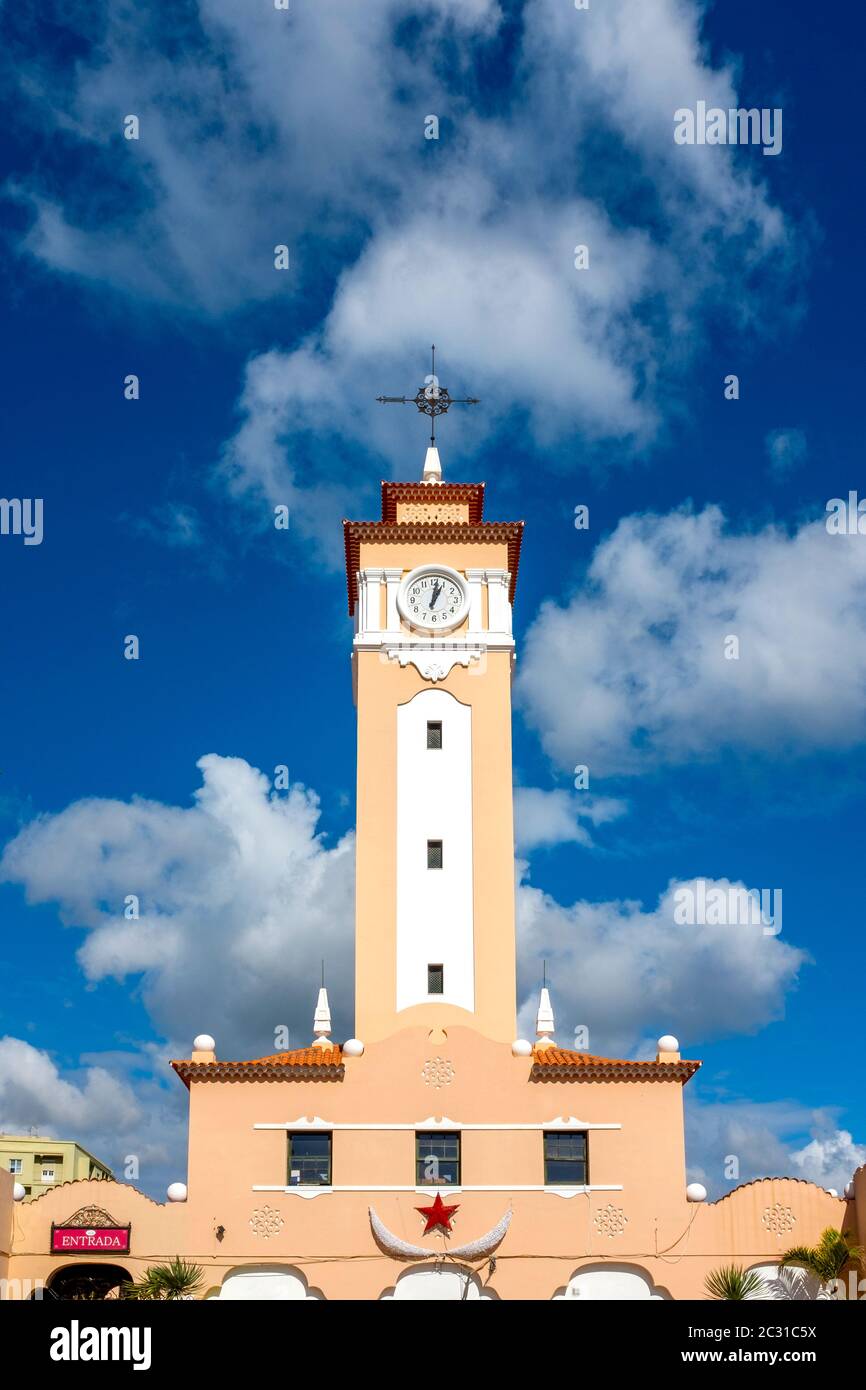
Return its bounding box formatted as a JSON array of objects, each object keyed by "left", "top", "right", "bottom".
[
  {"left": 381, "top": 1264, "right": 499, "bottom": 1300},
  {"left": 217, "top": 1264, "right": 324, "bottom": 1300},
  {"left": 46, "top": 1263, "right": 132, "bottom": 1301},
  {"left": 553, "top": 1263, "right": 670, "bottom": 1300}
]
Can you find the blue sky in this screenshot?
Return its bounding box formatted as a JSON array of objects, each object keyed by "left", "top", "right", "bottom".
[{"left": 0, "top": 0, "right": 864, "bottom": 1198}]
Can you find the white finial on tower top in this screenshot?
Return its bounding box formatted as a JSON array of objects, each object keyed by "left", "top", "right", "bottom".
[
  {"left": 535, "top": 986, "right": 555, "bottom": 1050},
  {"left": 422, "top": 446, "right": 442, "bottom": 483},
  {"left": 312, "top": 986, "right": 332, "bottom": 1048}
]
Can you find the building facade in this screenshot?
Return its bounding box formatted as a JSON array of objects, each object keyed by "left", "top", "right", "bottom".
[
  {"left": 0, "top": 1136, "right": 112, "bottom": 1201},
  {"left": 2, "top": 446, "right": 863, "bottom": 1300}
]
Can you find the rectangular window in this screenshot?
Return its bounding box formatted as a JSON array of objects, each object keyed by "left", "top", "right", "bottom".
[
  {"left": 426, "top": 721, "right": 442, "bottom": 749},
  {"left": 416, "top": 1132, "right": 460, "bottom": 1186},
  {"left": 427, "top": 963, "right": 444, "bottom": 995},
  {"left": 543, "top": 1131, "right": 588, "bottom": 1186},
  {"left": 9, "top": 1159, "right": 22, "bottom": 1174},
  {"left": 41, "top": 1168, "right": 56, "bottom": 1183},
  {"left": 288, "top": 1132, "right": 332, "bottom": 1186},
  {"left": 427, "top": 839, "right": 443, "bottom": 869}
]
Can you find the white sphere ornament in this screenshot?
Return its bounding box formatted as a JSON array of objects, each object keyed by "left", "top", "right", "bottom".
[
  {"left": 657, "top": 1035, "right": 680, "bottom": 1053},
  {"left": 166, "top": 1182, "right": 188, "bottom": 1203},
  {"left": 845, "top": 1181, "right": 856, "bottom": 1200},
  {"left": 193, "top": 1034, "right": 215, "bottom": 1051},
  {"left": 826, "top": 1188, "right": 838, "bottom": 1197},
  {"left": 342, "top": 1038, "right": 365, "bottom": 1057},
  {"left": 686, "top": 1182, "right": 707, "bottom": 1203},
  {"left": 511, "top": 1039, "right": 533, "bottom": 1057},
  {"left": 12, "top": 1183, "right": 26, "bottom": 1202}
]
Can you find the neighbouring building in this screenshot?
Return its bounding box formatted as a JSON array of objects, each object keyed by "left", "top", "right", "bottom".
[
  {"left": 1, "top": 423, "right": 864, "bottom": 1300},
  {"left": 0, "top": 1135, "right": 113, "bottom": 1201}
]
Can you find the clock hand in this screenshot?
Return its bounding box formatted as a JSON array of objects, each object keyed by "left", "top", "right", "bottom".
[{"left": 429, "top": 582, "right": 442, "bottom": 608}]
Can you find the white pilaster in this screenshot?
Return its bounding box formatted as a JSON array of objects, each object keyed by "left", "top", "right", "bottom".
[
  {"left": 359, "top": 568, "right": 385, "bottom": 636},
  {"left": 384, "top": 567, "right": 403, "bottom": 632},
  {"left": 485, "top": 569, "right": 512, "bottom": 634},
  {"left": 465, "top": 568, "right": 486, "bottom": 632}
]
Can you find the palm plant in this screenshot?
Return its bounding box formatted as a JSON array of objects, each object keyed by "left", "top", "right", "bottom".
[
  {"left": 704, "top": 1264, "right": 766, "bottom": 1300},
  {"left": 779, "top": 1228, "right": 866, "bottom": 1285},
  {"left": 122, "top": 1257, "right": 204, "bottom": 1301}
]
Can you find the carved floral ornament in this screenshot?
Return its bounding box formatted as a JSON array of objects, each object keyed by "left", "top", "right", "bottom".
[
  {"left": 250, "top": 1205, "right": 285, "bottom": 1239},
  {"left": 762, "top": 1203, "right": 797, "bottom": 1237},
  {"left": 421, "top": 1057, "right": 455, "bottom": 1088},
  {"left": 593, "top": 1204, "right": 628, "bottom": 1239},
  {"left": 56, "top": 1206, "right": 120, "bottom": 1229}
]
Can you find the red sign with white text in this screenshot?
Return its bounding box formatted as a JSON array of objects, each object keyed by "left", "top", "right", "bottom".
[{"left": 50, "top": 1226, "right": 131, "bottom": 1254}]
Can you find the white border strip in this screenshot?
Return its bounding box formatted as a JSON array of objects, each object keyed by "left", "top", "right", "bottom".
[
  {"left": 253, "top": 1116, "right": 621, "bottom": 1132},
  {"left": 251, "top": 1184, "right": 622, "bottom": 1198}
]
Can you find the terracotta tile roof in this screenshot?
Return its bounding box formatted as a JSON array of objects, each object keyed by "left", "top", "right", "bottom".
[
  {"left": 380, "top": 480, "right": 485, "bottom": 524},
  {"left": 171, "top": 1046, "right": 343, "bottom": 1087},
  {"left": 531, "top": 1048, "right": 700, "bottom": 1083},
  {"left": 343, "top": 520, "right": 524, "bottom": 615}
]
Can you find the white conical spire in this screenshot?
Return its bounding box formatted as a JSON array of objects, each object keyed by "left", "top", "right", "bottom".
[
  {"left": 535, "top": 987, "right": 555, "bottom": 1049},
  {"left": 312, "top": 986, "right": 332, "bottom": 1047},
  {"left": 422, "top": 446, "right": 442, "bottom": 483}
]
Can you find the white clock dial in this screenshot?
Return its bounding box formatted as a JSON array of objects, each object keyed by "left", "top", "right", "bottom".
[{"left": 398, "top": 565, "right": 469, "bottom": 633}]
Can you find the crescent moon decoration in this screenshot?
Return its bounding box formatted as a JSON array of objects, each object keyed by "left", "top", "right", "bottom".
[{"left": 368, "top": 1206, "right": 512, "bottom": 1261}]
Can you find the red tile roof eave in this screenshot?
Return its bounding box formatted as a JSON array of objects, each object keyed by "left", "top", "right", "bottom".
[
  {"left": 380, "top": 481, "right": 486, "bottom": 524},
  {"left": 530, "top": 1052, "right": 701, "bottom": 1084},
  {"left": 170, "top": 1047, "right": 344, "bottom": 1088},
  {"left": 342, "top": 520, "right": 524, "bottom": 615}
]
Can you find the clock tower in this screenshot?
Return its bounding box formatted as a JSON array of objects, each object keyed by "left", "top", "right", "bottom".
[{"left": 344, "top": 446, "right": 524, "bottom": 1044}]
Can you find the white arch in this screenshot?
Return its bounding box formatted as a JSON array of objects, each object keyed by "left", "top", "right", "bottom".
[
  {"left": 216, "top": 1264, "right": 324, "bottom": 1301},
  {"left": 381, "top": 1265, "right": 499, "bottom": 1301},
  {"left": 553, "top": 1264, "right": 669, "bottom": 1300}
]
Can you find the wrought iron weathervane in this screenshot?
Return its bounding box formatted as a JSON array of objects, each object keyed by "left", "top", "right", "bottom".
[{"left": 376, "top": 346, "right": 480, "bottom": 446}]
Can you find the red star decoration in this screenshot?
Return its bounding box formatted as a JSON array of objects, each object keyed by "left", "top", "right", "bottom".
[{"left": 415, "top": 1192, "right": 460, "bottom": 1235}]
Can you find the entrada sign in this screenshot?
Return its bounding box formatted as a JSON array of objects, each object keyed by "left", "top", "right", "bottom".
[{"left": 50, "top": 1225, "right": 131, "bottom": 1254}]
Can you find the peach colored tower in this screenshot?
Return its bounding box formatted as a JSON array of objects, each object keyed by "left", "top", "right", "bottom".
[{"left": 344, "top": 447, "right": 523, "bottom": 1044}]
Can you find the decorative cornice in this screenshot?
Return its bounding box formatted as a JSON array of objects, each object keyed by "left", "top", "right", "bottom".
[
  {"left": 343, "top": 521, "right": 523, "bottom": 615},
  {"left": 385, "top": 646, "right": 484, "bottom": 682}
]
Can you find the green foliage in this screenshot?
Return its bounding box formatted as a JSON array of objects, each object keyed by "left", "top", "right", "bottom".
[
  {"left": 780, "top": 1228, "right": 866, "bottom": 1284},
  {"left": 704, "top": 1264, "right": 766, "bottom": 1300},
  {"left": 122, "top": 1256, "right": 204, "bottom": 1301}
]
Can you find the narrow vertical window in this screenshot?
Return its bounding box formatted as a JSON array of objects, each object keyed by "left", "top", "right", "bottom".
[
  {"left": 416, "top": 1132, "right": 460, "bottom": 1185},
  {"left": 427, "top": 839, "right": 443, "bottom": 869},
  {"left": 426, "top": 720, "right": 442, "bottom": 749},
  {"left": 543, "top": 1132, "right": 588, "bottom": 1186},
  {"left": 288, "top": 1132, "right": 332, "bottom": 1186},
  {"left": 427, "top": 964, "right": 444, "bottom": 994}
]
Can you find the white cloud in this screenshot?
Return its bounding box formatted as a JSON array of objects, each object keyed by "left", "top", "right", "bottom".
[
  {"left": 1, "top": 755, "right": 355, "bottom": 1059},
  {"left": 516, "top": 507, "right": 866, "bottom": 776},
  {"left": 790, "top": 1130, "right": 866, "bottom": 1193},
  {"left": 513, "top": 786, "right": 627, "bottom": 852},
  {"left": 0, "top": 1036, "right": 141, "bottom": 1138},
  {"left": 685, "top": 1095, "right": 865, "bottom": 1198},
  {"left": 516, "top": 873, "right": 807, "bottom": 1056}
]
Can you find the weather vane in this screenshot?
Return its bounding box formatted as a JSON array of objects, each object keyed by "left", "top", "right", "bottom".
[{"left": 376, "top": 345, "right": 480, "bottom": 446}]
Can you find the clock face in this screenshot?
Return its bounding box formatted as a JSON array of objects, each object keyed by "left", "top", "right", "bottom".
[{"left": 401, "top": 568, "right": 467, "bottom": 631}]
